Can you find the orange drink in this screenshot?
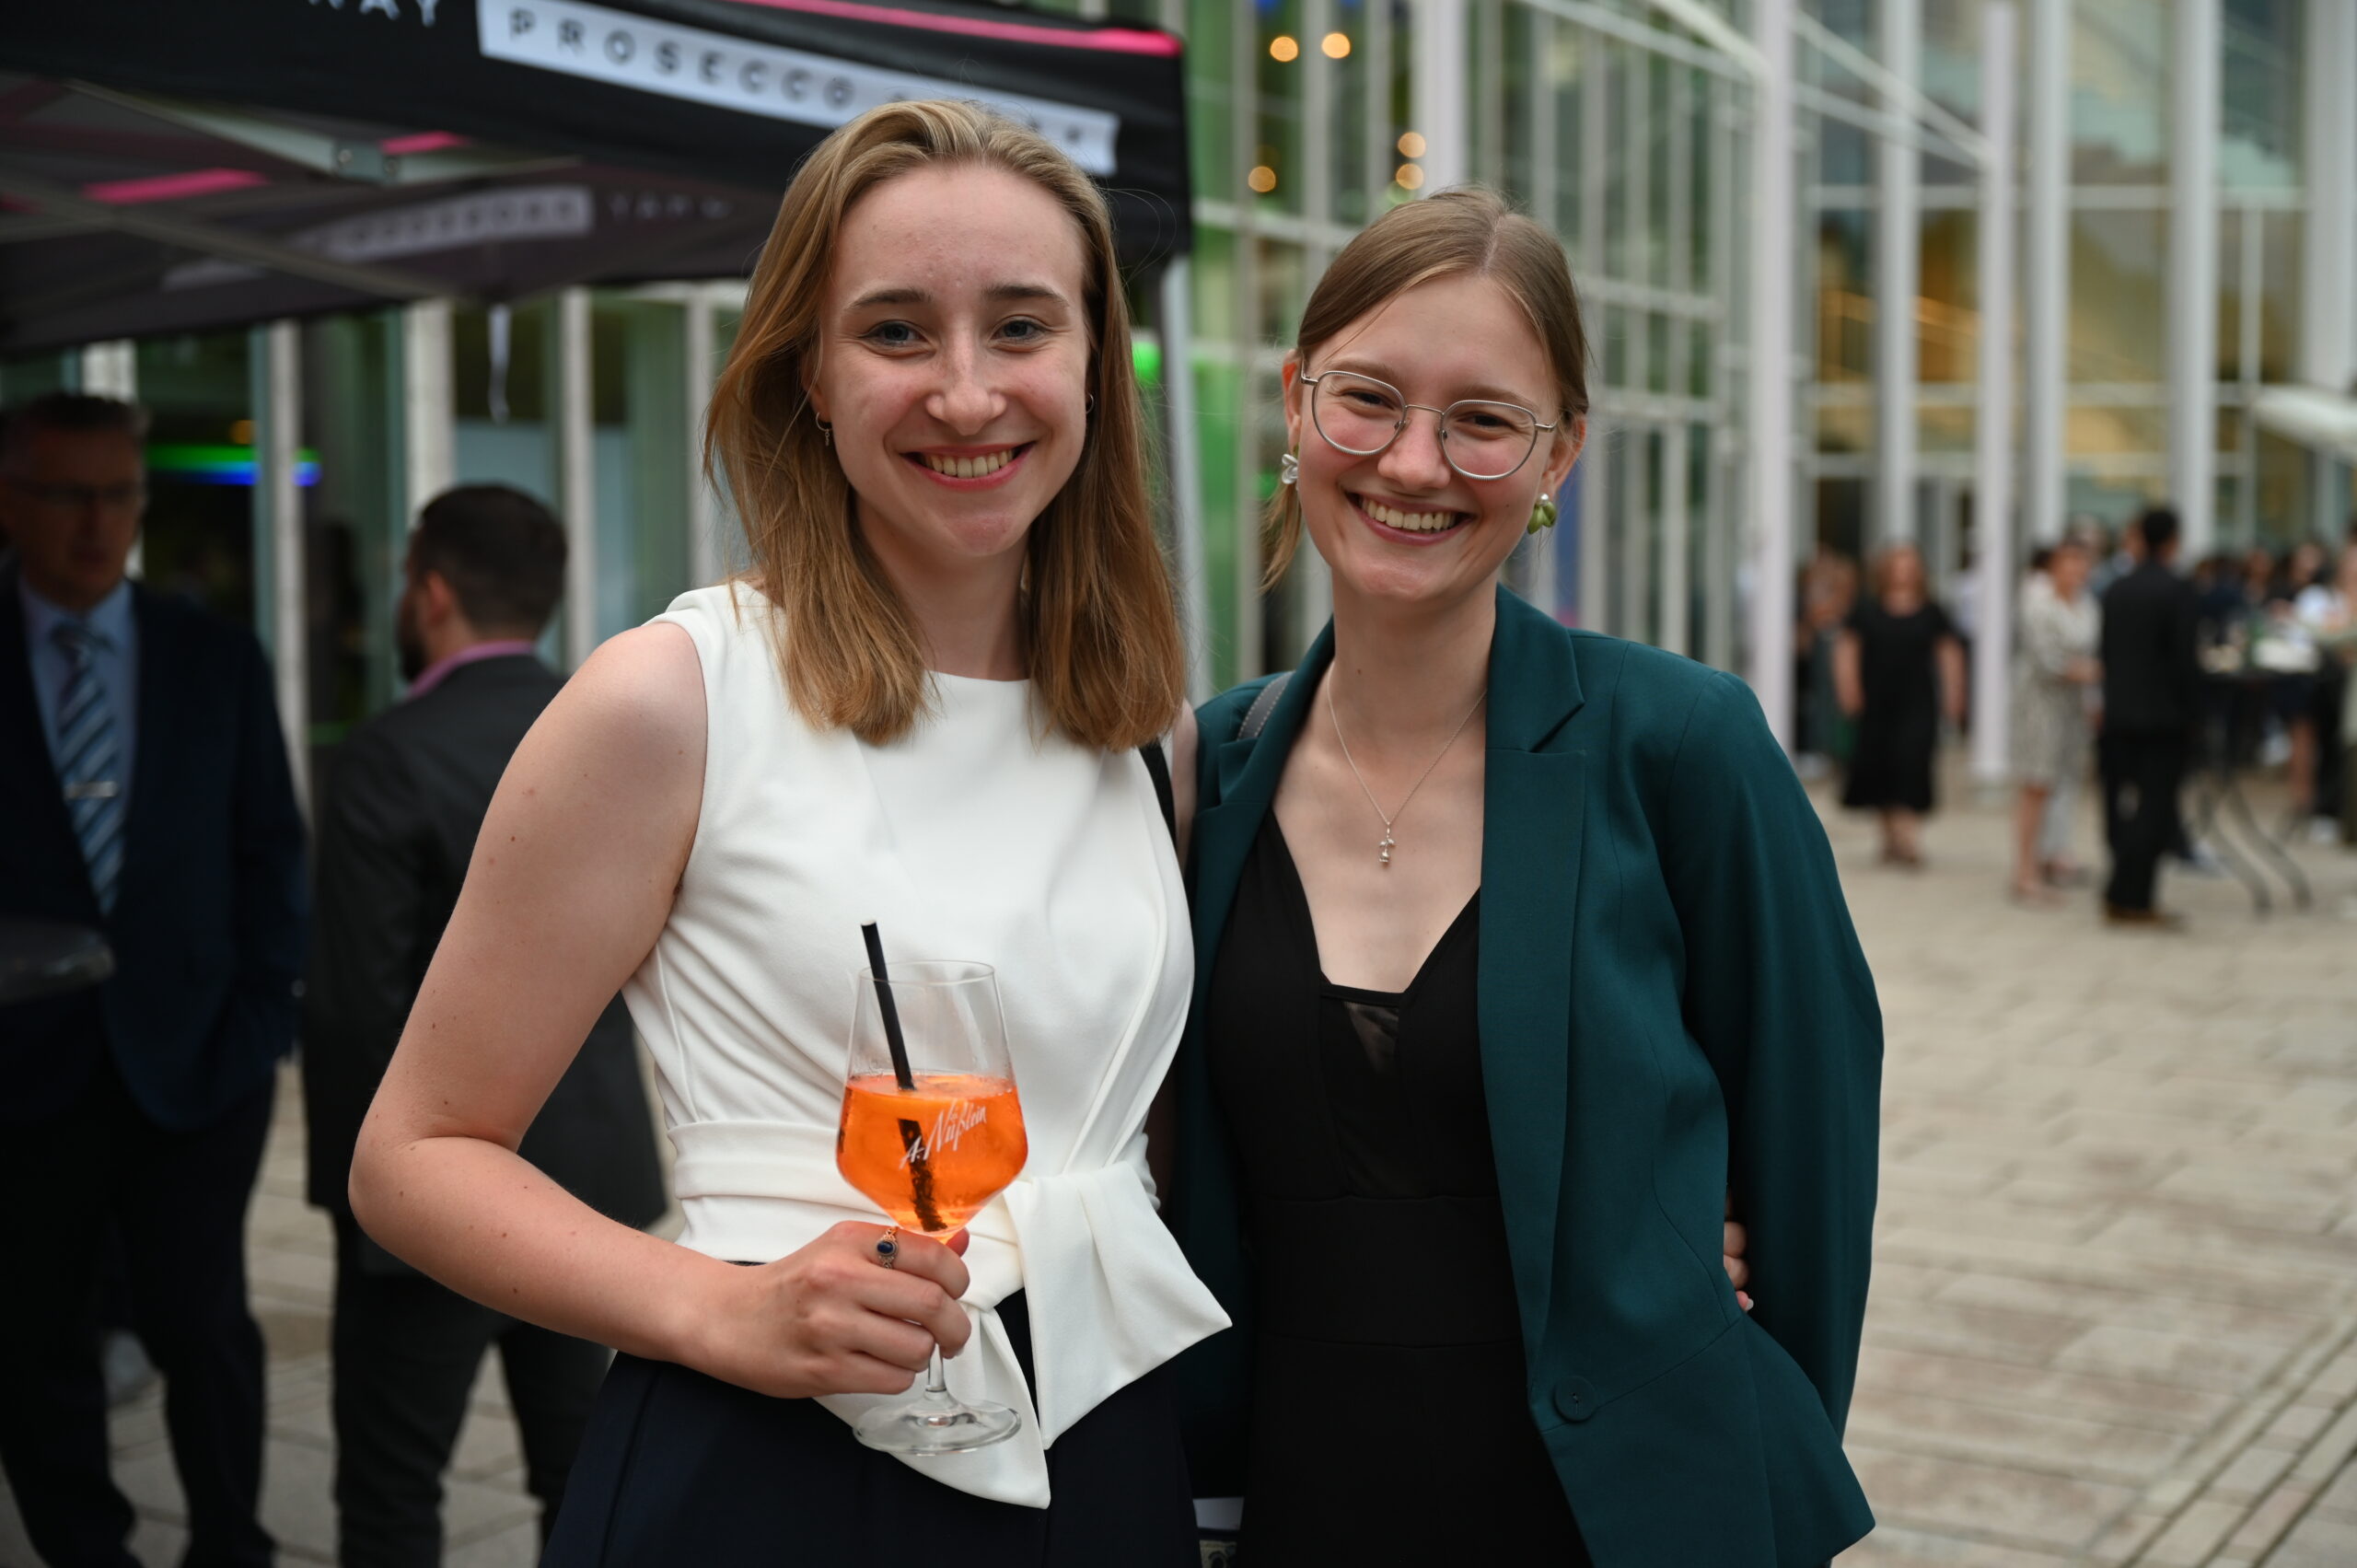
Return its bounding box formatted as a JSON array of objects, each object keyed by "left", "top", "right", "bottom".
[{"left": 837, "top": 1072, "right": 1027, "bottom": 1237}]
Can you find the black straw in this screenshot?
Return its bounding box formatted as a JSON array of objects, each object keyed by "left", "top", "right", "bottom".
[
  {"left": 860, "top": 922, "right": 917, "bottom": 1093},
  {"left": 859, "top": 922, "right": 942, "bottom": 1231}
]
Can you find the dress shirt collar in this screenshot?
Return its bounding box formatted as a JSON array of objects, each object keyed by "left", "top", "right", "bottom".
[
  {"left": 19, "top": 574, "right": 134, "bottom": 652},
  {"left": 403, "top": 638, "right": 540, "bottom": 701}
]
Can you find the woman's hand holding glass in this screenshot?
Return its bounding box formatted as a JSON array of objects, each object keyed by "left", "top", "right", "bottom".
[{"left": 681, "top": 1222, "right": 975, "bottom": 1400}]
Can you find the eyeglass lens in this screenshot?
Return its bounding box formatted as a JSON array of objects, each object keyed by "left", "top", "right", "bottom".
[
  {"left": 12, "top": 481, "right": 145, "bottom": 511},
  {"left": 1309, "top": 372, "right": 1539, "bottom": 481}
]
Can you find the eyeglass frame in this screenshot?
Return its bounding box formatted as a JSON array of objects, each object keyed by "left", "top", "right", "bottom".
[
  {"left": 4, "top": 476, "right": 147, "bottom": 512},
  {"left": 1295, "top": 366, "right": 1563, "bottom": 482}
]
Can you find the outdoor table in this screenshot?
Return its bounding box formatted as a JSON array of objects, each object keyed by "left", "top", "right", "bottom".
[
  {"left": 2189, "top": 667, "right": 2315, "bottom": 916},
  {"left": 0, "top": 916, "right": 114, "bottom": 1005}
]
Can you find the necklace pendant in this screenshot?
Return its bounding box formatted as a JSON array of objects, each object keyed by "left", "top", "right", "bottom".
[{"left": 1378, "top": 830, "right": 1395, "bottom": 866}]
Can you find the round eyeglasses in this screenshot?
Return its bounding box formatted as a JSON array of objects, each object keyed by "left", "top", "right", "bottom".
[{"left": 1298, "top": 368, "right": 1560, "bottom": 482}]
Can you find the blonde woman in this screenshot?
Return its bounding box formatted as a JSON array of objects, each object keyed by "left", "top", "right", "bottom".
[
  {"left": 1166, "top": 190, "right": 1879, "bottom": 1565},
  {"left": 350, "top": 103, "right": 1223, "bottom": 1566}
]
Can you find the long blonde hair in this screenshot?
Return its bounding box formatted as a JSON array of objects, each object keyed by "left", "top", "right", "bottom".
[
  {"left": 1264, "top": 187, "right": 1592, "bottom": 587},
  {"left": 706, "top": 99, "right": 1184, "bottom": 749}
]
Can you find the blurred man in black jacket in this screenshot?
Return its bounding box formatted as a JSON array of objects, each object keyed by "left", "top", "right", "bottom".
[
  {"left": 2098, "top": 507, "right": 2203, "bottom": 927},
  {"left": 1, "top": 392, "right": 305, "bottom": 1568},
  {"left": 302, "top": 485, "right": 664, "bottom": 1567}
]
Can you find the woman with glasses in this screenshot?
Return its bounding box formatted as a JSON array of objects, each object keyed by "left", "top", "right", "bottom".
[{"left": 1161, "top": 189, "right": 1880, "bottom": 1565}]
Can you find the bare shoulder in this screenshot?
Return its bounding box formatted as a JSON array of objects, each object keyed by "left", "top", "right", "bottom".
[
  {"left": 491, "top": 622, "right": 706, "bottom": 871},
  {"left": 550, "top": 621, "right": 703, "bottom": 746}
]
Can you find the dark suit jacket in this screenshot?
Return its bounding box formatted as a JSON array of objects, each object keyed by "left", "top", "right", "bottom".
[
  {"left": 0, "top": 568, "right": 307, "bottom": 1131},
  {"left": 2100, "top": 561, "right": 2202, "bottom": 737},
  {"left": 301, "top": 654, "right": 664, "bottom": 1256},
  {"left": 1169, "top": 587, "right": 1880, "bottom": 1567}
]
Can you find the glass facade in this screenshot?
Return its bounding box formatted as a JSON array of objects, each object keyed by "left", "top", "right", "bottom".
[
  {"left": 1801, "top": 0, "right": 2336, "bottom": 571},
  {"left": 5, "top": 0, "right": 2352, "bottom": 750},
  {"left": 1014, "top": 0, "right": 1751, "bottom": 684}
]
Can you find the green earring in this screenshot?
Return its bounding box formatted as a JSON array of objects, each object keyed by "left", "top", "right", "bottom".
[{"left": 1527, "top": 492, "right": 1558, "bottom": 535}]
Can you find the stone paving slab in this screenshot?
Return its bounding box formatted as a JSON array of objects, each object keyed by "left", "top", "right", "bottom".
[
  {"left": 1819, "top": 768, "right": 2357, "bottom": 1568},
  {"left": 3, "top": 757, "right": 2351, "bottom": 1566}
]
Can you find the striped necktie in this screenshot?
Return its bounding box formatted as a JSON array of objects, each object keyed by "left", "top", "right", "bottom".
[{"left": 52, "top": 620, "right": 126, "bottom": 914}]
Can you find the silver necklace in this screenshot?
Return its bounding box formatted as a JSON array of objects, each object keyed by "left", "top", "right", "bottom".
[{"left": 1327, "top": 679, "right": 1487, "bottom": 866}]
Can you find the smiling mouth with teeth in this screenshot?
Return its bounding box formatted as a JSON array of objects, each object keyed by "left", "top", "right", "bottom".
[
  {"left": 915, "top": 446, "right": 1028, "bottom": 480},
  {"left": 1355, "top": 494, "right": 1469, "bottom": 533}
]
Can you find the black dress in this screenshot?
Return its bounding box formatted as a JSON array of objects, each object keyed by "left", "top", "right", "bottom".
[
  {"left": 539, "top": 1291, "right": 1197, "bottom": 1567},
  {"left": 1203, "top": 820, "right": 1590, "bottom": 1564},
  {"left": 1841, "top": 598, "right": 1955, "bottom": 813}
]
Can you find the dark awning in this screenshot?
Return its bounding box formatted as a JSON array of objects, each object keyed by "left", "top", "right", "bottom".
[{"left": 0, "top": 0, "right": 1190, "bottom": 353}]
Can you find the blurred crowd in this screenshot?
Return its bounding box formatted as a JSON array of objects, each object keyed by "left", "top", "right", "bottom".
[{"left": 1794, "top": 508, "right": 2357, "bottom": 924}]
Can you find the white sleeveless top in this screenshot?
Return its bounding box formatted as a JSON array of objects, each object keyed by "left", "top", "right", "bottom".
[{"left": 622, "top": 584, "right": 1227, "bottom": 1507}]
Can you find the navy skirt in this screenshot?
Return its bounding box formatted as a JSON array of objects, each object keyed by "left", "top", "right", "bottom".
[{"left": 540, "top": 1292, "right": 1198, "bottom": 1568}]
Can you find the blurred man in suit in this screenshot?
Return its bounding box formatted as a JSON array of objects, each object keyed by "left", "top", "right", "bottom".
[
  {"left": 0, "top": 393, "right": 306, "bottom": 1567},
  {"left": 2099, "top": 506, "right": 2203, "bottom": 928},
  {"left": 301, "top": 485, "right": 664, "bottom": 1568}
]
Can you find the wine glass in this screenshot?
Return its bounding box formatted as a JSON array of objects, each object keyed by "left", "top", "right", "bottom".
[{"left": 836, "top": 958, "right": 1029, "bottom": 1454}]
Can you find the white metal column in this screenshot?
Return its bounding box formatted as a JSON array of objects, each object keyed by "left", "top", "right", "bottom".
[
  {"left": 2168, "top": 0, "right": 2221, "bottom": 553},
  {"left": 1705, "top": 78, "right": 1738, "bottom": 672},
  {"left": 1160, "top": 260, "right": 1214, "bottom": 701},
  {"left": 250, "top": 320, "right": 308, "bottom": 805},
  {"left": 77, "top": 341, "right": 135, "bottom": 400},
  {"left": 1972, "top": 4, "right": 2020, "bottom": 788},
  {"left": 553, "top": 286, "right": 598, "bottom": 669},
  {"left": 1747, "top": 0, "right": 1797, "bottom": 746},
  {"left": 398, "top": 301, "right": 454, "bottom": 531},
  {"left": 1579, "top": 444, "right": 1608, "bottom": 631},
  {"left": 77, "top": 342, "right": 141, "bottom": 577},
  {"left": 2302, "top": 0, "right": 2357, "bottom": 540},
  {"left": 684, "top": 286, "right": 724, "bottom": 587},
  {"left": 1659, "top": 423, "right": 1691, "bottom": 654},
  {"left": 2024, "top": 0, "right": 2070, "bottom": 544},
  {"left": 1297, "top": 0, "right": 1338, "bottom": 640},
  {"left": 1874, "top": 0, "right": 1922, "bottom": 545},
  {"left": 1413, "top": 0, "right": 1469, "bottom": 192}
]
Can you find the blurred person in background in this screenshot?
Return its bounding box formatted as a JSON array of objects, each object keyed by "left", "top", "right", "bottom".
[
  {"left": 2193, "top": 552, "right": 2246, "bottom": 643},
  {"left": 1794, "top": 546, "right": 1858, "bottom": 779},
  {"left": 2291, "top": 545, "right": 2347, "bottom": 840},
  {"left": 2088, "top": 517, "right": 2134, "bottom": 598},
  {"left": 2305, "top": 544, "right": 2357, "bottom": 843},
  {"left": 301, "top": 485, "right": 665, "bottom": 1568},
  {"left": 2012, "top": 539, "right": 2101, "bottom": 904},
  {"left": 0, "top": 392, "right": 306, "bottom": 1568},
  {"left": 2098, "top": 507, "right": 2202, "bottom": 928},
  {"left": 1835, "top": 541, "right": 1966, "bottom": 867}
]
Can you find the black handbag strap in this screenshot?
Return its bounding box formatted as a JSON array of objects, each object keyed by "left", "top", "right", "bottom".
[{"left": 1140, "top": 739, "right": 1176, "bottom": 844}]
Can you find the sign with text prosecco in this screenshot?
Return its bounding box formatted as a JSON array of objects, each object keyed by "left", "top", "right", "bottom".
[
  {"left": 0, "top": 0, "right": 1189, "bottom": 349},
  {"left": 480, "top": 0, "right": 1119, "bottom": 173}
]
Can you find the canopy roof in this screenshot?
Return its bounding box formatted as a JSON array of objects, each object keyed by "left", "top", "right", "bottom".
[{"left": 0, "top": 0, "right": 1190, "bottom": 354}]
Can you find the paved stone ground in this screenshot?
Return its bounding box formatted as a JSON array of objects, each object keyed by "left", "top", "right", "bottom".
[
  {"left": 4, "top": 756, "right": 2354, "bottom": 1567},
  {"left": 1825, "top": 766, "right": 2357, "bottom": 1568}
]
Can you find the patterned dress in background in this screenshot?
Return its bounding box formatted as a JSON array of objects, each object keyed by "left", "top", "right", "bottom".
[{"left": 2012, "top": 575, "right": 2099, "bottom": 788}]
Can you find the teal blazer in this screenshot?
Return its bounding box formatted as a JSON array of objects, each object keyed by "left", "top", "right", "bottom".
[{"left": 1168, "top": 586, "right": 1879, "bottom": 1566}]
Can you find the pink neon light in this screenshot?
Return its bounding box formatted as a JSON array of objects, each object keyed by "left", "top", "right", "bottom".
[
  {"left": 83, "top": 168, "right": 267, "bottom": 205},
  {"left": 381, "top": 132, "right": 469, "bottom": 155},
  {"left": 722, "top": 0, "right": 1180, "bottom": 56}
]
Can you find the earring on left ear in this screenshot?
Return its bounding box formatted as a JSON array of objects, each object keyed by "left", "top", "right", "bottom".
[
  {"left": 1527, "top": 491, "right": 1558, "bottom": 534},
  {"left": 1279, "top": 450, "right": 1300, "bottom": 486}
]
